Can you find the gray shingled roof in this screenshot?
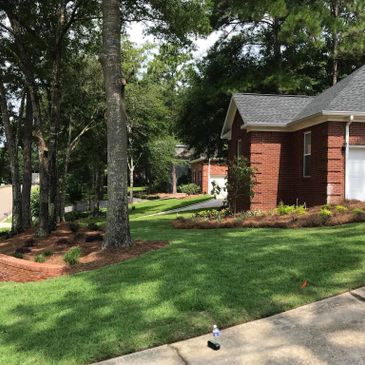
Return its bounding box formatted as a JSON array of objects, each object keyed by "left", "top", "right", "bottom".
[
  {"left": 233, "top": 93, "right": 313, "bottom": 126},
  {"left": 294, "top": 65, "right": 365, "bottom": 121}
]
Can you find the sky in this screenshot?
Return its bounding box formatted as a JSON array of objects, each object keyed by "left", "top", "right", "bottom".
[{"left": 127, "top": 22, "right": 220, "bottom": 59}]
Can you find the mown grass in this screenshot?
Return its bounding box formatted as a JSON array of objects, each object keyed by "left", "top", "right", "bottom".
[{"left": 0, "top": 200, "right": 365, "bottom": 365}]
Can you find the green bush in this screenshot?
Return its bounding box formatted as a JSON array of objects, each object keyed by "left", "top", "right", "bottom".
[
  {"left": 276, "top": 202, "right": 306, "bottom": 216},
  {"left": 352, "top": 208, "right": 364, "bottom": 215},
  {"left": 335, "top": 205, "right": 348, "bottom": 213},
  {"left": 43, "top": 250, "right": 53, "bottom": 257},
  {"left": 69, "top": 222, "right": 80, "bottom": 233},
  {"left": 294, "top": 205, "right": 306, "bottom": 215},
  {"left": 320, "top": 207, "right": 332, "bottom": 219},
  {"left": 64, "top": 247, "right": 81, "bottom": 266},
  {"left": 178, "top": 183, "right": 201, "bottom": 195},
  {"left": 30, "top": 186, "right": 40, "bottom": 218},
  {"left": 193, "top": 208, "right": 231, "bottom": 220},
  {"left": 35, "top": 254, "right": 46, "bottom": 263},
  {"left": 276, "top": 202, "right": 295, "bottom": 215},
  {"left": 87, "top": 222, "right": 99, "bottom": 231}
]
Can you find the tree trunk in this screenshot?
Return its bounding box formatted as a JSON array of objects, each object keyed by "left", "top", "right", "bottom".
[
  {"left": 129, "top": 156, "right": 134, "bottom": 202},
  {"left": 93, "top": 165, "right": 102, "bottom": 216},
  {"left": 0, "top": 76, "right": 22, "bottom": 233},
  {"left": 49, "top": 4, "right": 65, "bottom": 230},
  {"left": 101, "top": 0, "right": 132, "bottom": 249},
  {"left": 22, "top": 93, "right": 33, "bottom": 229},
  {"left": 171, "top": 164, "right": 177, "bottom": 194},
  {"left": 331, "top": 0, "right": 340, "bottom": 85}
]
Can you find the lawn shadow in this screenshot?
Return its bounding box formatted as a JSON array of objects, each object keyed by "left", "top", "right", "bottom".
[{"left": 0, "top": 221, "right": 365, "bottom": 364}]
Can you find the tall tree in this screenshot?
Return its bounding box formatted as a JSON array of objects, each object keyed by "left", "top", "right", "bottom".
[
  {"left": 101, "top": 0, "right": 132, "bottom": 248},
  {"left": 0, "top": 73, "right": 22, "bottom": 232}
]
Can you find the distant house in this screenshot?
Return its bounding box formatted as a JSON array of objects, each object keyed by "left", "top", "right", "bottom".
[
  {"left": 221, "top": 65, "right": 365, "bottom": 211},
  {"left": 191, "top": 158, "right": 227, "bottom": 199}
]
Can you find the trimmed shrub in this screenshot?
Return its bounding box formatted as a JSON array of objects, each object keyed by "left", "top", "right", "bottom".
[
  {"left": 64, "top": 247, "right": 81, "bottom": 266},
  {"left": 35, "top": 254, "right": 46, "bottom": 263},
  {"left": 276, "top": 202, "right": 296, "bottom": 215},
  {"left": 352, "top": 208, "right": 364, "bottom": 215},
  {"left": 68, "top": 222, "right": 80, "bottom": 233},
  {"left": 335, "top": 205, "right": 348, "bottom": 213},
  {"left": 178, "top": 183, "right": 201, "bottom": 195},
  {"left": 320, "top": 207, "right": 332, "bottom": 219}
]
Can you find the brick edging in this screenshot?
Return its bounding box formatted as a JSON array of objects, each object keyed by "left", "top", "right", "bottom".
[{"left": 0, "top": 254, "right": 66, "bottom": 282}]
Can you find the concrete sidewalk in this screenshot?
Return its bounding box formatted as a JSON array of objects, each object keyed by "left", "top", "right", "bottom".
[{"left": 93, "top": 287, "right": 365, "bottom": 365}]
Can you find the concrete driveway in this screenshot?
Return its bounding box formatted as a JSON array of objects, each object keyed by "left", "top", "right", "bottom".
[
  {"left": 0, "top": 185, "right": 12, "bottom": 223},
  {"left": 93, "top": 287, "right": 365, "bottom": 365}
]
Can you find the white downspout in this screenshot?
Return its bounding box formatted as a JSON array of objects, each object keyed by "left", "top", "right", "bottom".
[{"left": 345, "top": 115, "right": 354, "bottom": 200}]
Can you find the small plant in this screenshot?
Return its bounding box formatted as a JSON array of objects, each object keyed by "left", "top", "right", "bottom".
[
  {"left": 69, "top": 222, "right": 80, "bottom": 233},
  {"left": 35, "top": 254, "right": 46, "bottom": 263},
  {"left": 335, "top": 205, "right": 348, "bottom": 213},
  {"left": 320, "top": 207, "right": 332, "bottom": 219},
  {"left": 276, "top": 202, "right": 295, "bottom": 215},
  {"left": 87, "top": 222, "right": 99, "bottom": 231},
  {"left": 294, "top": 205, "right": 306, "bottom": 215},
  {"left": 64, "top": 247, "right": 81, "bottom": 266},
  {"left": 14, "top": 251, "right": 24, "bottom": 259},
  {"left": 178, "top": 183, "right": 201, "bottom": 195},
  {"left": 43, "top": 250, "right": 53, "bottom": 257}
]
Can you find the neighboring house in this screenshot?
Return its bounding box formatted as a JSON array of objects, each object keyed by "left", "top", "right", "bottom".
[
  {"left": 191, "top": 158, "right": 227, "bottom": 199},
  {"left": 221, "top": 65, "right": 365, "bottom": 211},
  {"left": 31, "top": 173, "right": 40, "bottom": 185}
]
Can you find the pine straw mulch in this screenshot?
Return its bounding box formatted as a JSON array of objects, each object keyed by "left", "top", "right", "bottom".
[
  {"left": 0, "top": 224, "right": 167, "bottom": 275},
  {"left": 171, "top": 201, "right": 365, "bottom": 229}
]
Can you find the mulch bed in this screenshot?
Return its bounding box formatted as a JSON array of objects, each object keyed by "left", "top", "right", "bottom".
[
  {"left": 0, "top": 224, "right": 167, "bottom": 278},
  {"left": 171, "top": 201, "right": 365, "bottom": 229}
]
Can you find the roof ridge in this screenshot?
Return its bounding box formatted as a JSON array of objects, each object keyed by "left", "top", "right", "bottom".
[{"left": 233, "top": 92, "right": 312, "bottom": 98}]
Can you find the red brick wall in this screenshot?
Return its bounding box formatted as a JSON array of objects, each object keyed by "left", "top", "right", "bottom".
[
  {"left": 350, "top": 123, "right": 365, "bottom": 145},
  {"left": 191, "top": 162, "right": 227, "bottom": 194},
  {"left": 228, "top": 118, "right": 365, "bottom": 211},
  {"left": 0, "top": 254, "right": 65, "bottom": 282},
  {"left": 250, "top": 131, "right": 291, "bottom": 211},
  {"left": 327, "top": 122, "right": 345, "bottom": 204},
  {"left": 288, "top": 123, "right": 329, "bottom": 207}
]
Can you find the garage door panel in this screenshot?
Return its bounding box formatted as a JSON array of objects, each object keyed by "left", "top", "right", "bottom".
[
  {"left": 209, "top": 175, "right": 227, "bottom": 199},
  {"left": 348, "top": 148, "right": 365, "bottom": 201}
]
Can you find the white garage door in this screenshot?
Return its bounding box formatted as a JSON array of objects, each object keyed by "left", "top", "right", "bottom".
[
  {"left": 348, "top": 147, "right": 365, "bottom": 201},
  {"left": 209, "top": 175, "right": 227, "bottom": 199}
]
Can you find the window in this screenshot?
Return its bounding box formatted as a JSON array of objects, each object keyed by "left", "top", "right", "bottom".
[
  {"left": 303, "top": 132, "right": 311, "bottom": 177},
  {"left": 237, "top": 139, "right": 242, "bottom": 157}
]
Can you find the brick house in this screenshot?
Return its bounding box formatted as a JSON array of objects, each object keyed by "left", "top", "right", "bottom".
[
  {"left": 191, "top": 158, "right": 227, "bottom": 198},
  {"left": 221, "top": 65, "right": 365, "bottom": 211}
]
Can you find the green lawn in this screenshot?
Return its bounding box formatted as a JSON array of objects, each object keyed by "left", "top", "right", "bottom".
[{"left": 1, "top": 200, "right": 365, "bottom": 364}]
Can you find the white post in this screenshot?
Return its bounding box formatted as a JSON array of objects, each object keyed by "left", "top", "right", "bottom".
[{"left": 208, "top": 158, "right": 211, "bottom": 196}]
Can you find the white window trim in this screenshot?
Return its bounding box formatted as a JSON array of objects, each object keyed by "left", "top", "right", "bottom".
[{"left": 303, "top": 131, "right": 311, "bottom": 177}]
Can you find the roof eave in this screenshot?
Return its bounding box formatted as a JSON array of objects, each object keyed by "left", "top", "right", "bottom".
[{"left": 220, "top": 97, "right": 238, "bottom": 140}]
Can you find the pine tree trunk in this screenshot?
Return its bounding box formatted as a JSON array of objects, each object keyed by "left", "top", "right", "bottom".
[
  {"left": 101, "top": 0, "right": 132, "bottom": 249},
  {"left": 331, "top": 0, "right": 339, "bottom": 85},
  {"left": 22, "top": 93, "right": 33, "bottom": 229},
  {"left": 0, "top": 76, "right": 22, "bottom": 233},
  {"left": 49, "top": 4, "right": 65, "bottom": 229}
]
